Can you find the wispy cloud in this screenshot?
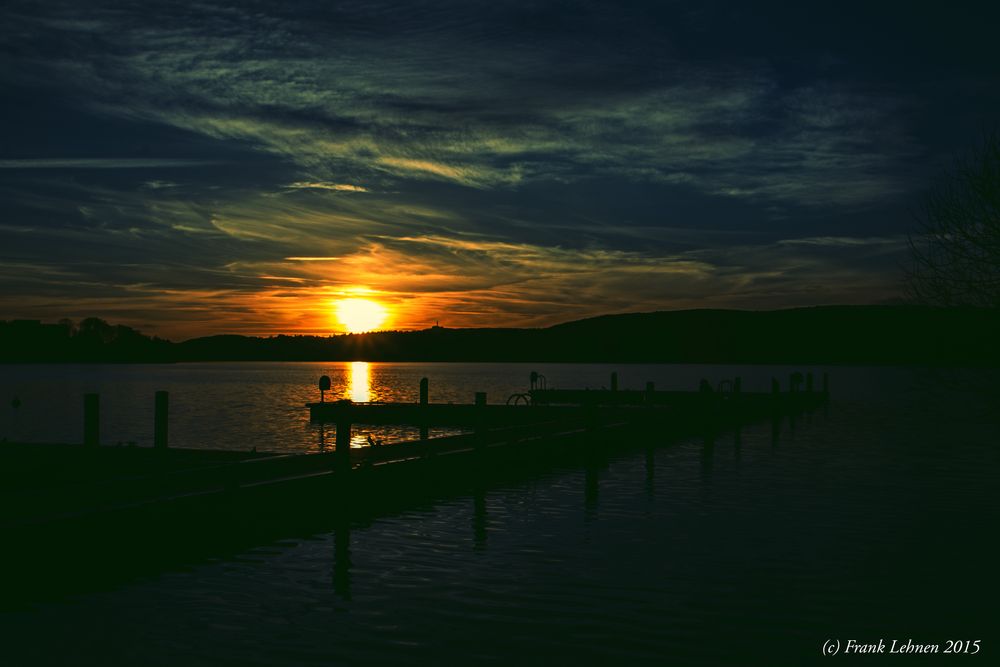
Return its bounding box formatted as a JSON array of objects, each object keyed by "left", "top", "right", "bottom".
[
  {"left": 0, "top": 158, "right": 224, "bottom": 169},
  {"left": 286, "top": 182, "right": 368, "bottom": 193},
  {"left": 0, "top": 3, "right": 922, "bottom": 205},
  {"left": 1, "top": 0, "right": 985, "bottom": 337},
  {"left": 778, "top": 236, "right": 906, "bottom": 247}
]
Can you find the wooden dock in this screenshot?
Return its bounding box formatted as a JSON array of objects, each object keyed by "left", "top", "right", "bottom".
[
  {"left": 3, "top": 372, "right": 828, "bottom": 527},
  {"left": 1, "top": 370, "right": 828, "bottom": 605},
  {"left": 307, "top": 371, "right": 828, "bottom": 441}
]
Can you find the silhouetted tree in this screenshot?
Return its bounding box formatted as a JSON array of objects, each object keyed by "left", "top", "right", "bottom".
[
  {"left": 57, "top": 318, "right": 77, "bottom": 337},
  {"left": 906, "top": 132, "right": 1000, "bottom": 309},
  {"left": 77, "top": 317, "right": 116, "bottom": 344}
]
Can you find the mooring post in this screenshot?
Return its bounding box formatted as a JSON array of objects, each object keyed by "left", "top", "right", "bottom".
[
  {"left": 336, "top": 419, "right": 352, "bottom": 470},
  {"left": 419, "top": 377, "right": 429, "bottom": 440},
  {"left": 734, "top": 377, "right": 742, "bottom": 395},
  {"left": 610, "top": 372, "right": 618, "bottom": 392},
  {"left": 154, "top": 390, "right": 169, "bottom": 449},
  {"left": 806, "top": 372, "right": 814, "bottom": 393},
  {"left": 645, "top": 381, "right": 655, "bottom": 404},
  {"left": 822, "top": 372, "right": 830, "bottom": 398},
  {"left": 84, "top": 393, "right": 99, "bottom": 447},
  {"left": 474, "top": 392, "right": 487, "bottom": 442}
]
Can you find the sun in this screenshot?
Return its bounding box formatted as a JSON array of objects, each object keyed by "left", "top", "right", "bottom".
[{"left": 335, "top": 298, "right": 388, "bottom": 333}]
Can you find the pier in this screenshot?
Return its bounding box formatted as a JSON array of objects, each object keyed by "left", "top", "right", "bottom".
[
  {"left": 307, "top": 371, "right": 828, "bottom": 454},
  {"left": 2, "top": 371, "right": 828, "bottom": 604},
  {"left": 4, "top": 372, "right": 828, "bottom": 528}
]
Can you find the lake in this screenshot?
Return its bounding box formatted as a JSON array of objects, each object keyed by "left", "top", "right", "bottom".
[
  {"left": 1, "top": 363, "right": 997, "bottom": 664},
  {"left": 0, "top": 361, "right": 937, "bottom": 451}
]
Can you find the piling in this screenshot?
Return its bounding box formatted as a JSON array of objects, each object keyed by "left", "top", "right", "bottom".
[
  {"left": 610, "top": 372, "right": 618, "bottom": 392},
  {"left": 336, "top": 417, "right": 352, "bottom": 469},
  {"left": 474, "top": 392, "right": 487, "bottom": 440},
  {"left": 154, "top": 391, "right": 169, "bottom": 449},
  {"left": 644, "top": 381, "right": 655, "bottom": 404},
  {"left": 806, "top": 373, "right": 814, "bottom": 393},
  {"left": 734, "top": 377, "right": 742, "bottom": 395},
  {"left": 84, "top": 393, "right": 99, "bottom": 447},
  {"left": 419, "top": 378, "right": 429, "bottom": 440}
]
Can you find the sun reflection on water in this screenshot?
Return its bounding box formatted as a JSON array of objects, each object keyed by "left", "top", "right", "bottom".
[{"left": 349, "top": 361, "right": 371, "bottom": 403}]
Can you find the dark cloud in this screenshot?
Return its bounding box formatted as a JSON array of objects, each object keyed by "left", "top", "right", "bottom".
[{"left": 1, "top": 0, "right": 997, "bottom": 336}]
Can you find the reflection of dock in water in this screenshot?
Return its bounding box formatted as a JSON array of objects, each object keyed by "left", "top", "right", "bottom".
[{"left": 2, "top": 371, "right": 827, "bottom": 604}]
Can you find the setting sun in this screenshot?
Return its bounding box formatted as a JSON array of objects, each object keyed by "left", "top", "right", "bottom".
[{"left": 335, "top": 298, "right": 388, "bottom": 333}]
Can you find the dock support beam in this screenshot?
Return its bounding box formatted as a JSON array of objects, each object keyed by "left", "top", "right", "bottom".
[
  {"left": 336, "top": 420, "right": 352, "bottom": 469},
  {"left": 474, "top": 392, "right": 487, "bottom": 441},
  {"left": 419, "top": 378, "right": 429, "bottom": 440},
  {"left": 84, "top": 393, "right": 99, "bottom": 447},
  {"left": 154, "top": 390, "right": 169, "bottom": 449}
]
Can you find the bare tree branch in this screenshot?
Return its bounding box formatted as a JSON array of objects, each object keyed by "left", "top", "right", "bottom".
[{"left": 906, "top": 131, "right": 1000, "bottom": 309}]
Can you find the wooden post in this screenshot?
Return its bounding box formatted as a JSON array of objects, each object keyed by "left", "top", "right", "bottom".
[
  {"left": 610, "top": 372, "right": 618, "bottom": 392},
  {"left": 806, "top": 372, "right": 814, "bottom": 393},
  {"left": 84, "top": 393, "right": 99, "bottom": 447},
  {"left": 734, "top": 377, "right": 742, "bottom": 395},
  {"left": 336, "top": 419, "right": 352, "bottom": 469},
  {"left": 771, "top": 378, "right": 779, "bottom": 395},
  {"left": 474, "top": 392, "right": 487, "bottom": 441},
  {"left": 154, "top": 390, "right": 169, "bottom": 449},
  {"left": 419, "top": 378, "right": 429, "bottom": 440},
  {"left": 336, "top": 421, "right": 351, "bottom": 450},
  {"left": 822, "top": 372, "right": 829, "bottom": 396},
  {"left": 645, "top": 381, "right": 655, "bottom": 404}
]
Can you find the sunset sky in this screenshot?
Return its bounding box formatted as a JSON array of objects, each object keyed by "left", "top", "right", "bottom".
[{"left": 2, "top": 1, "right": 998, "bottom": 339}]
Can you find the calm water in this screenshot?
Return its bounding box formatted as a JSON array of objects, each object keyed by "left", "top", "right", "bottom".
[
  {"left": 1, "top": 363, "right": 998, "bottom": 664},
  {"left": 0, "top": 361, "right": 933, "bottom": 451}
]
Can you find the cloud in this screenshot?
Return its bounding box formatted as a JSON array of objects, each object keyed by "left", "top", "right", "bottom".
[
  {"left": 0, "top": 158, "right": 224, "bottom": 169},
  {"left": 3, "top": 0, "right": 984, "bottom": 337},
  {"left": 286, "top": 182, "right": 368, "bottom": 192},
  {"left": 0, "top": 2, "right": 922, "bottom": 206},
  {"left": 777, "top": 236, "right": 905, "bottom": 247}
]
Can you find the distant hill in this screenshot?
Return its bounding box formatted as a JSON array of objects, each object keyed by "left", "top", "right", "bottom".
[{"left": 2, "top": 306, "right": 999, "bottom": 365}]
